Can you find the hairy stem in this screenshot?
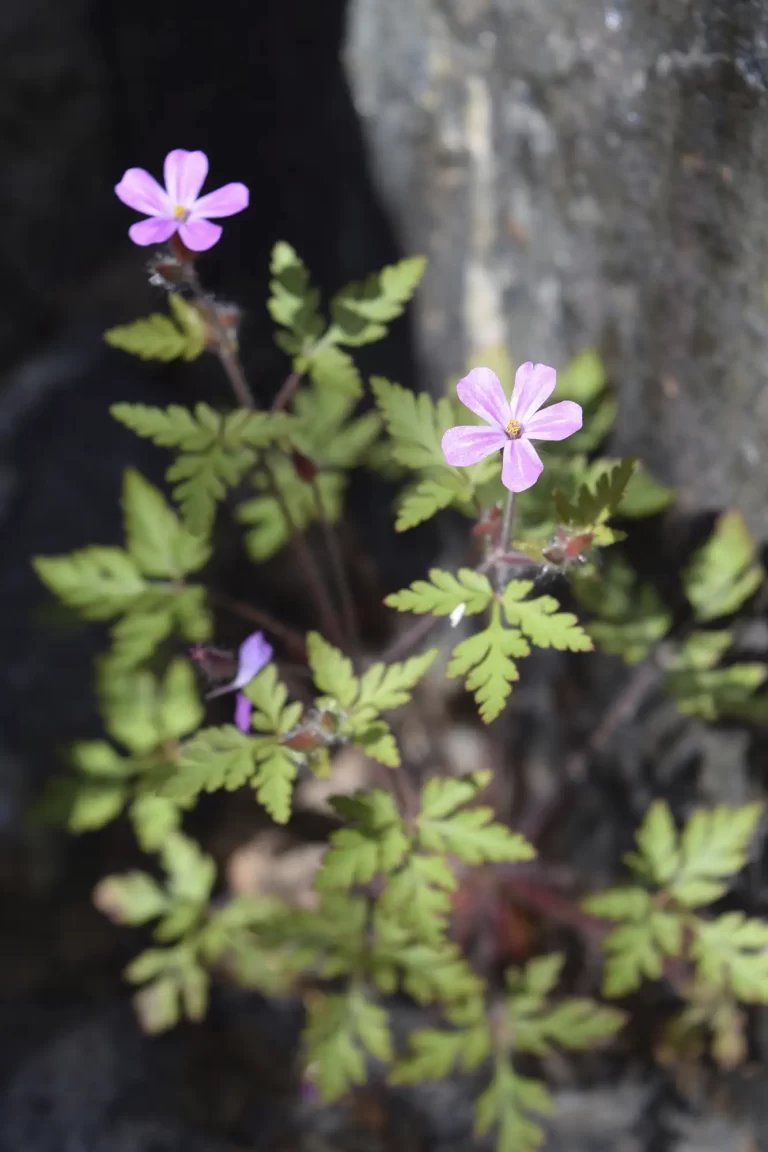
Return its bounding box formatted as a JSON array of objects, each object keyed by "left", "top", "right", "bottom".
[{"left": 495, "top": 490, "right": 517, "bottom": 592}]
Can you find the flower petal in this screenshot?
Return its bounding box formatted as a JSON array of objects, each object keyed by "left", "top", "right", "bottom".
[
  {"left": 192, "top": 182, "right": 250, "bottom": 218},
  {"left": 236, "top": 631, "right": 274, "bottom": 687},
  {"left": 127, "top": 217, "right": 177, "bottom": 246},
  {"left": 164, "top": 149, "right": 209, "bottom": 206},
  {"left": 442, "top": 425, "right": 508, "bottom": 467},
  {"left": 234, "top": 693, "right": 253, "bottom": 734},
  {"left": 456, "top": 367, "right": 511, "bottom": 430},
  {"left": 501, "top": 437, "right": 544, "bottom": 493},
  {"left": 179, "top": 218, "right": 223, "bottom": 251},
  {"left": 207, "top": 631, "right": 273, "bottom": 697},
  {"left": 524, "top": 400, "right": 583, "bottom": 442},
  {"left": 510, "top": 362, "right": 557, "bottom": 423},
  {"left": 115, "top": 168, "right": 170, "bottom": 216}
]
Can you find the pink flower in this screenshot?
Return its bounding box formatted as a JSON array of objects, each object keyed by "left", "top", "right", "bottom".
[
  {"left": 115, "top": 149, "right": 249, "bottom": 252},
  {"left": 205, "top": 631, "right": 274, "bottom": 732},
  {"left": 441, "top": 363, "right": 583, "bottom": 493}
]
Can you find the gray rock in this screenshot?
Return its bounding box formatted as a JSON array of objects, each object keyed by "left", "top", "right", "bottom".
[{"left": 344, "top": 0, "right": 768, "bottom": 537}]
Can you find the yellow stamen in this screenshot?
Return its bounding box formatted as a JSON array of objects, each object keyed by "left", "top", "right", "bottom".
[
  {"left": 172, "top": 204, "right": 188, "bottom": 221},
  {"left": 506, "top": 418, "right": 522, "bottom": 439}
]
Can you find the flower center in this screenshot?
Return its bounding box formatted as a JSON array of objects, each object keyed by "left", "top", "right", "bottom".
[
  {"left": 505, "top": 418, "right": 522, "bottom": 439},
  {"left": 172, "top": 204, "right": 189, "bottom": 222}
]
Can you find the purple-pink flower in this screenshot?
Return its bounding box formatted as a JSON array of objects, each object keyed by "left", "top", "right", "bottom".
[
  {"left": 205, "top": 631, "right": 274, "bottom": 733},
  {"left": 115, "top": 149, "right": 249, "bottom": 251},
  {"left": 441, "top": 363, "right": 583, "bottom": 493}
]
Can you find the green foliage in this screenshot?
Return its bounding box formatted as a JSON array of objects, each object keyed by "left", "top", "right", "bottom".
[
  {"left": 394, "top": 953, "right": 622, "bottom": 1152},
  {"left": 159, "top": 664, "right": 303, "bottom": 824},
  {"left": 267, "top": 241, "right": 425, "bottom": 397},
  {"left": 584, "top": 801, "right": 765, "bottom": 1008},
  {"left": 684, "top": 512, "right": 764, "bottom": 621},
  {"left": 329, "top": 257, "right": 426, "bottom": 347},
  {"left": 35, "top": 659, "right": 201, "bottom": 835},
  {"left": 34, "top": 470, "right": 211, "bottom": 668},
  {"left": 111, "top": 402, "right": 291, "bottom": 534},
  {"left": 554, "top": 458, "right": 636, "bottom": 546},
  {"left": 238, "top": 387, "right": 380, "bottom": 560},
  {"left": 105, "top": 294, "right": 207, "bottom": 362},
  {"left": 664, "top": 631, "right": 768, "bottom": 721},
  {"left": 385, "top": 568, "right": 493, "bottom": 616},
  {"left": 387, "top": 571, "right": 590, "bottom": 723},
  {"left": 371, "top": 376, "right": 489, "bottom": 530},
  {"left": 306, "top": 632, "right": 437, "bottom": 766},
  {"left": 573, "top": 555, "right": 672, "bottom": 663},
  {"left": 303, "top": 988, "right": 393, "bottom": 1102}
]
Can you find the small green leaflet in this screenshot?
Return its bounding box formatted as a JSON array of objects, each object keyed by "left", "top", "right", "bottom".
[
  {"left": 98, "top": 658, "right": 203, "bottom": 756},
  {"left": 683, "top": 511, "right": 764, "bottom": 621},
  {"left": 573, "top": 556, "right": 672, "bottom": 664},
  {"left": 504, "top": 953, "right": 625, "bottom": 1056},
  {"left": 474, "top": 1059, "right": 554, "bottom": 1152},
  {"left": 554, "top": 458, "right": 636, "bottom": 544},
  {"left": 447, "top": 601, "right": 529, "bottom": 723},
  {"left": 105, "top": 294, "right": 206, "bottom": 362},
  {"left": 111, "top": 402, "right": 291, "bottom": 534},
  {"left": 329, "top": 257, "right": 426, "bottom": 346},
  {"left": 501, "top": 582, "right": 593, "bottom": 652},
  {"left": 669, "top": 802, "right": 763, "bottom": 907},
  {"left": 306, "top": 632, "right": 437, "bottom": 765},
  {"left": 692, "top": 913, "right": 768, "bottom": 1002},
  {"left": 416, "top": 772, "right": 535, "bottom": 864},
  {"left": 371, "top": 376, "right": 458, "bottom": 471},
  {"left": 34, "top": 470, "right": 212, "bottom": 667},
  {"left": 302, "top": 988, "right": 393, "bottom": 1103},
  {"left": 237, "top": 388, "right": 380, "bottom": 561},
  {"left": 306, "top": 344, "right": 363, "bottom": 399},
  {"left": 664, "top": 631, "right": 768, "bottom": 721},
  {"left": 267, "top": 241, "right": 325, "bottom": 355},
  {"left": 395, "top": 477, "right": 459, "bottom": 531},
  {"left": 390, "top": 999, "right": 491, "bottom": 1083},
  {"left": 316, "top": 790, "right": 408, "bottom": 889},
  {"left": 93, "top": 871, "right": 169, "bottom": 926},
  {"left": 385, "top": 568, "right": 493, "bottom": 616}
]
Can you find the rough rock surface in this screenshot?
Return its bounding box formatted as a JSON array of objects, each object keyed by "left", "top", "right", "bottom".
[{"left": 344, "top": 0, "right": 768, "bottom": 536}]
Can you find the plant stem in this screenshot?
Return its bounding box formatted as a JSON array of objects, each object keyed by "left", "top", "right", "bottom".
[
  {"left": 313, "top": 479, "right": 360, "bottom": 652},
  {"left": 178, "top": 261, "right": 345, "bottom": 648},
  {"left": 495, "top": 490, "right": 517, "bottom": 592},
  {"left": 271, "top": 369, "right": 302, "bottom": 413},
  {"left": 208, "top": 591, "right": 308, "bottom": 659}
]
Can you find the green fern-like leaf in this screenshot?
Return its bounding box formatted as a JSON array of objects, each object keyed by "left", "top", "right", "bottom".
[
  {"left": 329, "top": 257, "right": 426, "bottom": 346},
  {"left": 385, "top": 568, "right": 494, "bottom": 616},
  {"left": 474, "top": 1060, "right": 553, "bottom": 1152},
  {"left": 670, "top": 802, "right": 763, "bottom": 907},
  {"left": 160, "top": 725, "right": 255, "bottom": 804},
  {"left": 447, "top": 601, "right": 529, "bottom": 723},
  {"left": 267, "top": 241, "right": 325, "bottom": 354},
  {"left": 416, "top": 772, "right": 535, "bottom": 864},
  {"left": 303, "top": 988, "right": 393, "bottom": 1103},
  {"left": 122, "top": 469, "right": 209, "bottom": 577},
  {"left": 105, "top": 295, "right": 206, "bottom": 362},
  {"left": 371, "top": 376, "right": 458, "bottom": 471},
  {"left": 502, "top": 582, "right": 593, "bottom": 651},
  {"left": 554, "top": 457, "right": 636, "bottom": 544},
  {"left": 683, "top": 511, "right": 764, "bottom": 621},
  {"left": 573, "top": 556, "right": 673, "bottom": 663},
  {"left": 395, "top": 477, "right": 459, "bottom": 531},
  {"left": 316, "top": 790, "right": 408, "bottom": 889},
  {"left": 306, "top": 344, "right": 363, "bottom": 399},
  {"left": 693, "top": 913, "right": 768, "bottom": 1001},
  {"left": 111, "top": 402, "right": 291, "bottom": 534}
]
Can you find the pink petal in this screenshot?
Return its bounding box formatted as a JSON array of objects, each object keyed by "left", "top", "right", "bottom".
[
  {"left": 234, "top": 693, "right": 253, "bottom": 733},
  {"left": 192, "top": 182, "right": 250, "bottom": 218},
  {"left": 179, "top": 218, "right": 223, "bottom": 251},
  {"left": 524, "top": 400, "right": 583, "bottom": 441},
  {"left": 456, "top": 367, "right": 511, "bottom": 430},
  {"left": 501, "top": 438, "right": 544, "bottom": 493},
  {"left": 115, "top": 168, "right": 170, "bottom": 216},
  {"left": 207, "top": 631, "right": 273, "bottom": 698},
  {"left": 164, "top": 149, "right": 209, "bottom": 206},
  {"left": 127, "top": 217, "right": 177, "bottom": 246},
  {"left": 442, "top": 425, "right": 508, "bottom": 467},
  {"left": 510, "top": 362, "right": 557, "bottom": 423}
]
